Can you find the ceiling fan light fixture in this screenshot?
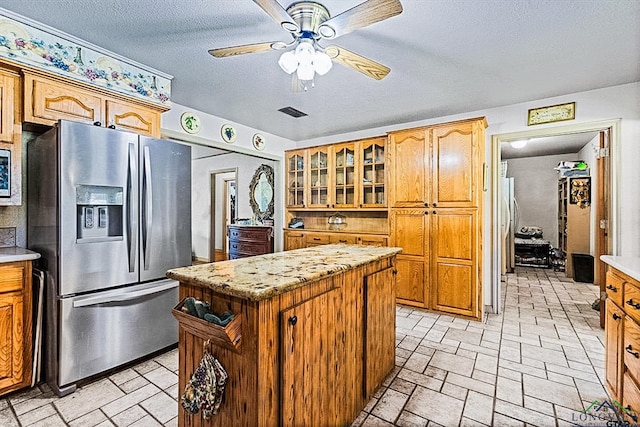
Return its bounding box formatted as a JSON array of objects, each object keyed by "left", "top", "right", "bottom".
[
  {"left": 313, "top": 50, "right": 332, "bottom": 75},
  {"left": 296, "top": 62, "right": 315, "bottom": 81},
  {"left": 281, "top": 21, "right": 299, "bottom": 33},
  {"left": 278, "top": 50, "right": 298, "bottom": 74}
]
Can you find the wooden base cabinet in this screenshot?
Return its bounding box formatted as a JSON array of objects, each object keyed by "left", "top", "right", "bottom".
[
  {"left": 604, "top": 265, "right": 640, "bottom": 424},
  {"left": 283, "top": 230, "right": 388, "bottom": 251},
  {"left": 0, "top": 261, "right": 32, "bottom": 395}
]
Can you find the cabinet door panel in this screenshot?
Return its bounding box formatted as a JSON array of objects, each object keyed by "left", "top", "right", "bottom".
[
  {"left": 395, "top": 258, "right": 426, "bottom": 304},
  {"left": 390, "top": 210, "right": 427, "bottom": 256},
  {"left": 332, "top": 142, "right": 357, "bottom": 209},
  {"left": 281, "top": 289, "right": 341, "bottom": 426},
  {"left": 286, "top": 151, "right": 306, "bottom": 208},
  {"left": 360, "top": 137, "right": 386, "bottom": 208},
  {"left": 0, "top": 71, "right": 16, "bottom": 143},
  {"left": 0, "top": 294, "right": 23, "bottom": 388},
  {"left": 431, "top": 210, "right": 477, "bottom": 317},
  {"left": 106, "top": 99, "right": 159, "bottom": 137},
  {"left": 364, "top": 267, "right": 395, "bottom": 398},
  {"left": 284, "top": 231, "right": 305, "bottom": 250},
  {"left": 605, "top": 300, "right": 623, "bottom": 400},
  {"left": 308, "top": 147, "right": 330, "bottom": 208},
  {"left": 389, "top": 129, "right": 427, "bottom": 207},
  {"left": 25, "top": 73, "right": 103, "bottom": 125},
  {"left": 432, "top": 123, "right": 476, "bottom": 207}
]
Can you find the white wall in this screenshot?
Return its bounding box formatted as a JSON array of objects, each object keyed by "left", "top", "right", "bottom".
[
  {"left": 191, "top": 153, "right": 280, "bottom": 259},
  {"left": 506, "top": 153, "right": 574, "bottom": 247}
]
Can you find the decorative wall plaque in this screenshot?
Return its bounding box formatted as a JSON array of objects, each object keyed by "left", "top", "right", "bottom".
[{"left": 527, "top": 102, "right": 575, "bottom": 126}]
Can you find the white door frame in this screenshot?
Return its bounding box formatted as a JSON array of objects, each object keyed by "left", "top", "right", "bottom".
[{"left": 490, "top": 119, "right": 621, "bottom": 314}]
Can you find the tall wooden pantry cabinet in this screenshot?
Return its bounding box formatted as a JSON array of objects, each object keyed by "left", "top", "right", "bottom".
[{"left": 388, "top": 118, "right": 486, "bottom": 320}]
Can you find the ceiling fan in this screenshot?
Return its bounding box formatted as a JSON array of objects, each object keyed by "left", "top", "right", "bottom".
[{"left": 209, "top": 0, "right": 403, "bottom": 85}]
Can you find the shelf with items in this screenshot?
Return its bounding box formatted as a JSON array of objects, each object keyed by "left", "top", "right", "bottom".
[
  {"left": 308, "top": 147, "right": 330, "bottom": 208},
  {"left": 286, "top": 150, "right": 306, "bottom": 208},
  {"left": 333, "top": 142, "right": 357, "bottom": 209},
  {"left": 360, "top": 137, "right": 386, "bottom": 208}
]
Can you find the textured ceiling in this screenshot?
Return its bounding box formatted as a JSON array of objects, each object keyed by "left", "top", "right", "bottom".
[
  {"left": 1, "top": 0, "right": 638, "bottom": 142},
  {"left": 500, "top": 132, "right": 599, "bottom": 160}
]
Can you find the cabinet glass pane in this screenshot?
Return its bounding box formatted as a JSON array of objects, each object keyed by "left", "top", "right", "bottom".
[
  {"left": 287, "top": 154, "right": 305, "bottom": 206},
  {"left": 335, "top": 147, "right": 355, "bottom": 206},
  {"left": 309, "top": 150, "right": 328, "bottom": 206},
  {"left": 362, "top": 143, "right": 385, "bottom": 206}
]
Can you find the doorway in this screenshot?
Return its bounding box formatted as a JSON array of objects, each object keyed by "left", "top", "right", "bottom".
[
  {"left": 210, "top": 169, "right": 237, "bottom": 262},
  {"left": 491, "top": 120, "right": 619, "bottom": 316}
]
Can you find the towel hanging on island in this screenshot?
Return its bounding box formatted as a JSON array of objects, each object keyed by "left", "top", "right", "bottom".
[{"left": 181, "top": 341, "right": 228, "bottom": 419}]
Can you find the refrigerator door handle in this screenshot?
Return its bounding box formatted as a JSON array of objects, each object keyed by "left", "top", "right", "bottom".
[
  {"left": 142, "top": 146, "right": 153, "bottom": 270},
  {"left": 72, "top": 280, "right": 177, "bottom": 308},
  {"left": 127, "top": 143, "right": 138, "bottom": 273}
]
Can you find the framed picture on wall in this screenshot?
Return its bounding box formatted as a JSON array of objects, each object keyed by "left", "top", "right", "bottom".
[
  {"left": 0, "top": 149, "right": 10, "bottom": 197},
  {"left": 569, "top": 177, "right": 590, "bottom": 207}
]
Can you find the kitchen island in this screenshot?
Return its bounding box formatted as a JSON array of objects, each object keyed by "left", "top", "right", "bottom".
[{"left": 167, "top": 244, "right": 401, "bottom": 427}]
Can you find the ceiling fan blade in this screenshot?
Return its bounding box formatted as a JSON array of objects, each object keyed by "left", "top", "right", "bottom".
[
  {"left": 253, "top": 0, "right": 299, "bottom": 32},
  {"left": 209, "top": 42, "right": 276, "bottom": 58},
  {"left": 318, "top": 0, "right": 402, "bottom": 39},
  {"left": 325, "top": 45, "right": 390, "bottom": 80}
]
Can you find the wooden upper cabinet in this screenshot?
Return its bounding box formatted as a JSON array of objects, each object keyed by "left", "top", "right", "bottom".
[
  {"left": 106, "top": 98, "right": 159, "bottom": 137},
  {"left": 431, "top": 122, "right": 478, "bottom": 208},
  {"left": 359, "top": 137, "right": 386, "bottom": 208},
  {"left": 0, "top": 69, "right": 17, "bottom": 143},
  {"left": 307, "top": 146, "right": 330, "bottom": 208},
  {"left": 24, "top": 72, "right": 103, "bottom": 126},
  {"left": 23, "top": 71, "right": 163, "bottom": 137},
  {"left": 389, "top": 129, "right": 428, "bottom": 207},
  {"left": 286, "top": 150, "right": 306, "bottom": 208},
  {"left": 332, "top": 142, "right": 357, "bottom": 209}
]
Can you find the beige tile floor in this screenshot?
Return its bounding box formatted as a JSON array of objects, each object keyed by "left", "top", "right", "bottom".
[{"left": 0, "top": 266, "right": 605, "bottom": 426}]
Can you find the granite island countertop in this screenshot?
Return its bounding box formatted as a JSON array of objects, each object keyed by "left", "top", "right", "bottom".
[{"left": 166, "top": 244, "right": 402, "bottom": 301}]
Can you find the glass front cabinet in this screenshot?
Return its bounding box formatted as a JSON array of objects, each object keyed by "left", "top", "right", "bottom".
[
  {"left": 360, "top": 137, "right": 386, "bottom": 208},
  {"left": 308, "top": 146, "right": 330, "bottom": 208},
  {"left": 332, "top": 142, "right": 357, "bottom": 209},
  {"left": 286, "top": 150, "right": 306, "bottom": 208}
]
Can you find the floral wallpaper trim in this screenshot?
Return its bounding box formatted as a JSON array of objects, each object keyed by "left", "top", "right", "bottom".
[{"left": 0, "top": 12, "right": 171, "bottom": 105}]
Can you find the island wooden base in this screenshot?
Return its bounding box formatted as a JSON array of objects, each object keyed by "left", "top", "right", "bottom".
[{"left": 175, "top": 256, "right": 397, "bottom": 426}]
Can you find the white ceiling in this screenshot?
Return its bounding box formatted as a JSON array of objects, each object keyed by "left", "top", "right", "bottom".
[
  {"left": 500, "top": 132, "right": 599, "bottom": 160},
  {"left": 1, "top": 0, "right": 638, "bottom": 143}
]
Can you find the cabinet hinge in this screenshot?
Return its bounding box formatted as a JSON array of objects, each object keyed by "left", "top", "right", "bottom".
[{"left": 596, "top": 147, "right": 609, "bottom": 159}]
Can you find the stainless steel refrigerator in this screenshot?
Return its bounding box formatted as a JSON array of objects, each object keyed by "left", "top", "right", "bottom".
[{"left": 27, "top": 120, "right": 191, "bottom": 396}]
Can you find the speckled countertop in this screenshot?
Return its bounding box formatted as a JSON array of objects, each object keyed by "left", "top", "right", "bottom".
[{"left": 166, "top": 244, "right": 402, "bottom": 301}]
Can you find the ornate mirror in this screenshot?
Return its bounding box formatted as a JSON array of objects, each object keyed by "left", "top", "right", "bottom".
[{"left": 249, "top": 164, "right": 274, "bottom": 221}]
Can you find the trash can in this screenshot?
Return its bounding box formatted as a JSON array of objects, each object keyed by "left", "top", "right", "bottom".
[{"left": 572, "top": 253, "right": 594, "bottom": 283}]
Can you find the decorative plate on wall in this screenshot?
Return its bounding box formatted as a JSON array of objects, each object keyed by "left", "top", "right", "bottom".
[
  {"left": 221, "top": 124, "right": 237, "bottom": 143},
  {"left": 252, "top": 133, "right": 265, "bottom": 151},
  {"left": 180, "top": 112, "right": 201, "bottom": 134}
]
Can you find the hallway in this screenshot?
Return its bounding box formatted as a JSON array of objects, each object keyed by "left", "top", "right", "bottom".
[{"left": 0, "top": 267, "right": 606, "bottom": 426}]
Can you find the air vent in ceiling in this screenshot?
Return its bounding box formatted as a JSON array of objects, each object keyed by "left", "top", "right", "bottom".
[{"left": 278, "top": 106, "right": 308, "bottom": 118}]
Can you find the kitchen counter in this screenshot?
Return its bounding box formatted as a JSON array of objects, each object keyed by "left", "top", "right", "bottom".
[
  {"left": 0, "top": 247, "right": 40, "bottom": 263},
  {"left": 601, "top": 255, "right": 640, "bottom": 282},
  {"left": 170, "top": 244, "right": 400, "bottom": 426},
  {"left": 167, "top": 244, "right": 401, "bottom": 301}
]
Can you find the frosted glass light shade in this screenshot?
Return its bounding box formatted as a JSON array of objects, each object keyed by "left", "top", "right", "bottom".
[
  {"left": 278, "top": 51, "right": 298, "bottom": 74},
  {"left": 296, "top": 62, "right": 314, "bottom": 81},
  {"left": 313, "top": 51, "right": 332, "bottom": 75},
  {"left": 295, "top": 42, "right": 315, "bottom": 62}
]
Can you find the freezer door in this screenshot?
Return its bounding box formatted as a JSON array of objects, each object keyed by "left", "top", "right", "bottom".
[
  {"left": 57, "top": 279, "right": 179, "bottom": 389},
  {"left": 139, "top": 137, "right": 191, "bottom": 282},
  {"left": 59, "top": 121, "right": 139, "bottom": 295}
]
